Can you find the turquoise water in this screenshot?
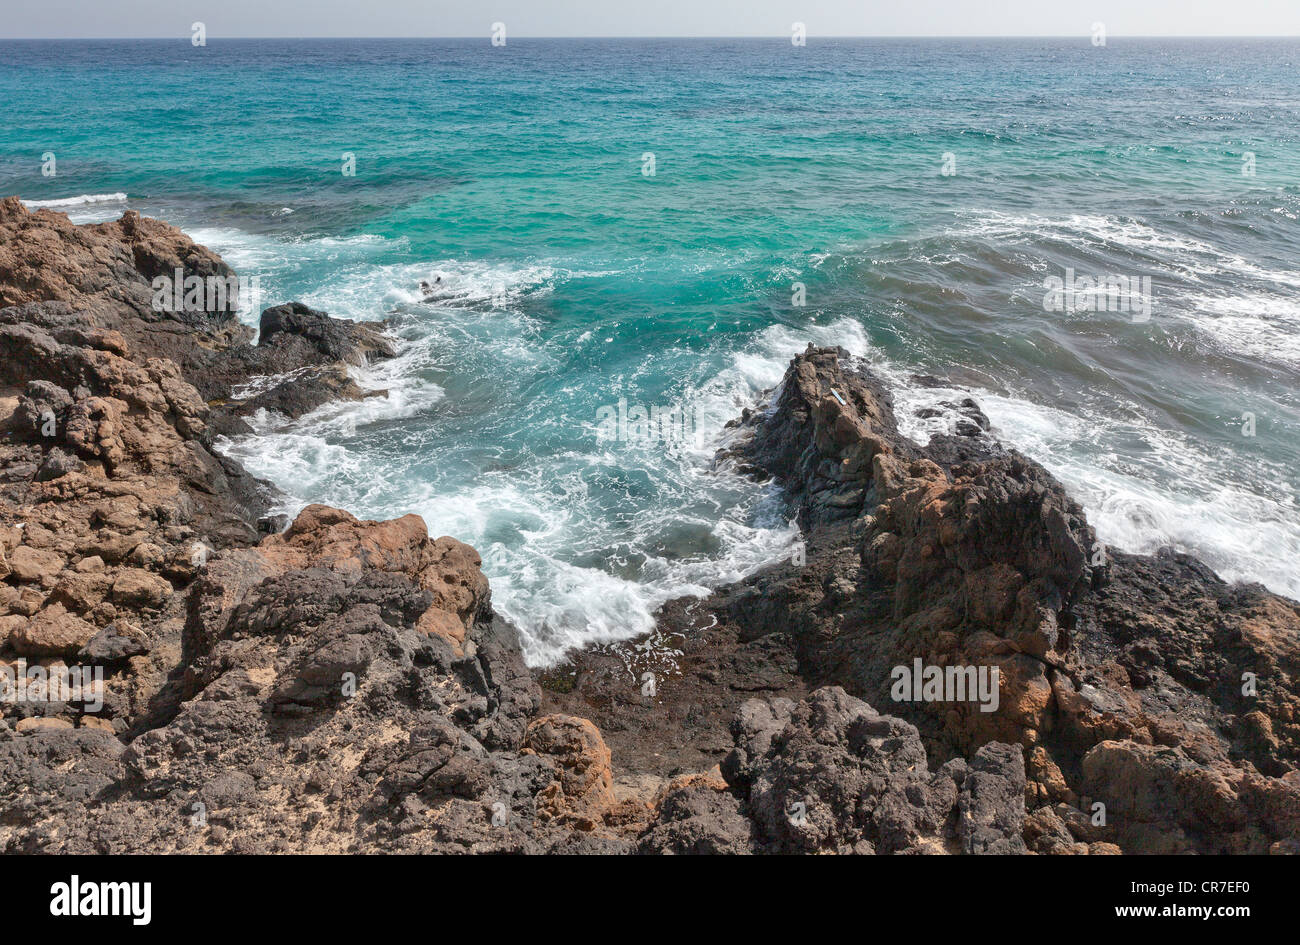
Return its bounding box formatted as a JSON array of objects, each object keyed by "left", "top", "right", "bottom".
[{"left": 4, "top": 38, "right": 1300, "bottom": 662}]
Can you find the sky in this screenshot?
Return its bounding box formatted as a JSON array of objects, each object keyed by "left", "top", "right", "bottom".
[{"left": 1, "top": 0, "right": 1298, "bottom": 38}]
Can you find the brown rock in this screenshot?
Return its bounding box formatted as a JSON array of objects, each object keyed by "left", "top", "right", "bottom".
[
  {"left": 1080, "top": 738, "right": 1300, "bottom": 854},
  {"left": 12, "top": 587, "right": 45, "bottom": 617},
  {"left": 0, "top": 195, "right": 236, "bottom": 317},
  {"left": 10, "top": 603, "right": 98, "bottom": 657},
  {"left": 654, "top": 766, "right": 730, "bottom": 805},
  {"left": 8, "top": 545, "right": 66, "bottom": 583},
  {"left": 522, "top": 715, "right": 617, "bottom": 829},
  {"left": 0, "top": 614, "right": 23, "bottom": 646},
  {"left": 48, "top": 571, "right": 114, "bottom": 615},
  {"left": 15, "top": 717, "right": 75, "bottom": 733},
  {"left": 259, "top": 505, "right": 490, "bottom": 649},
  {"left": 699, "top": 345, "right": 1300, "bottom": 854},
  {"left": 110, "top": 568, "right": 173, "bottom": 607}
]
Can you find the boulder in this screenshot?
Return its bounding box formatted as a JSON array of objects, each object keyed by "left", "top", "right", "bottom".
[
  {"left": 110, "top": 568, "right": 173, "bottom": 608},
  {"left": 8, "top": 546, "right": 65, "bottom": 583},
  {"left": 10, "top": 604, "right": 98, "bottom": 657}
]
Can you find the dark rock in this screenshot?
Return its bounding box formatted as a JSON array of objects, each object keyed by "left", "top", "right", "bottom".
[
  {"left": 77, "top": 624, "right": 149, "bottom": 663},
  {"left": 638, "top": 783, "right": 756, "bottom": 854},
  {"left": 697, "top": 345, "right": 1300, "bottom": 854},
  {"left": 958, "top": 742, "right": 1027, "bottom": 854},
  {"left": 258, "top": 301, "right": 395, "bottom": 367},
  {"left": 35, "top": 446, "right": 83, "bottom": 481}
]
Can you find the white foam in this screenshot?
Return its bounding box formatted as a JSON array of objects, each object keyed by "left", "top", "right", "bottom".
[
  {"left": 204, "top": 216, "right": 1299, "bottom": 665},
  {"left": 482, "top": 314, "right": 884, "bottom": 664},
  {"left": 469, "top": 481, "right": 802, "bottom": 667},
  {"left": 183, "top": 226, "right": 407, "bottom": 324},
  {"left": 958, "top": 209, "right": 1300, "bottom": 288},
  {"left": 23, "top": 192, "right": 127, "bottom": 209},
  {"left": 214, "top": 288, "right": 879, "bottom": 666},
  {"left": 967, "top": 390, "right": 1299, "bottom": 601},
  {"left": 1178, "top": 291, "right": 1300, "bottom": 366},
  {"left": 867, "top": 334, "right": 1300, "bottom": 602},
  {"left": 299, "top": 374, "right": 444, "bottom": 437},
  {"left": 216, "top": 428, "right": 358, "bottom": 506}
]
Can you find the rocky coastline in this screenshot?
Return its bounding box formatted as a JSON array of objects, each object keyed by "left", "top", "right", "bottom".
[{"left": 1, "top": 198, "right": 1296, "bottom": 854}]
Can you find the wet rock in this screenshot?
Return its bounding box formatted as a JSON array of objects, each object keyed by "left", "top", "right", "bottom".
[{"left": 258, "top": 302, "right": 395, "bottom": 367}]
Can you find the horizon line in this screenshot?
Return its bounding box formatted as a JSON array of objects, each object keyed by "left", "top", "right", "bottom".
[{"left": 3, "top": 34, "right": 1300, "bottom": 41}]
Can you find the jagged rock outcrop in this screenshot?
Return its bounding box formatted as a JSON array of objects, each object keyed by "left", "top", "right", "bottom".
[
  {"left": 697, "top": 344, "right": 1300, "bottom": 854},
  {"left": 0, "top": 503, "right": 633, "bottom": 853},
  {"left": 0, "top": 201, "right": 634, "bottom": 854},
  {"left": 0, "top": 199, "right": 394, "bottom": 747},
  {"left": 723, "top": 687, "right": 1026, "bottom": 854},
  {"left": 637, "top": 687, "right": 1029, "bottom": 854},
  {"left": 0, "top": 195, "right": 236, "bottom": 324},
  {"left": 201, "top": 302, "right": 397, "bottom": 429}
]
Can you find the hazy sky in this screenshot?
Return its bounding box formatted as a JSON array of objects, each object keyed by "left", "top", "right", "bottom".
[{"left": 2, "top": 0, "right": 1298, "bottom": 38}]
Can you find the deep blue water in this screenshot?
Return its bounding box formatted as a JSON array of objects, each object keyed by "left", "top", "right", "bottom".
[{"left": 3, "top": 38, "right": 1299, "bottom": 662}]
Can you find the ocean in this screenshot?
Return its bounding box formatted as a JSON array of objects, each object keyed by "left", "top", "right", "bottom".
[{"left": 3, "top": 37, "right": 1299, "bottom": 664}]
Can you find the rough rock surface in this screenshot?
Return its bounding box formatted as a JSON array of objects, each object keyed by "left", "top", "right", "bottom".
[
  {"left": 0, "top": 201, "right": 632, "bottom": 853},
  {"left": 4, "top": 202, "right": 1296, "bottom": 855},
  {"left": 634, "top": 345, "right": 1299, "bottom": 854}
]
